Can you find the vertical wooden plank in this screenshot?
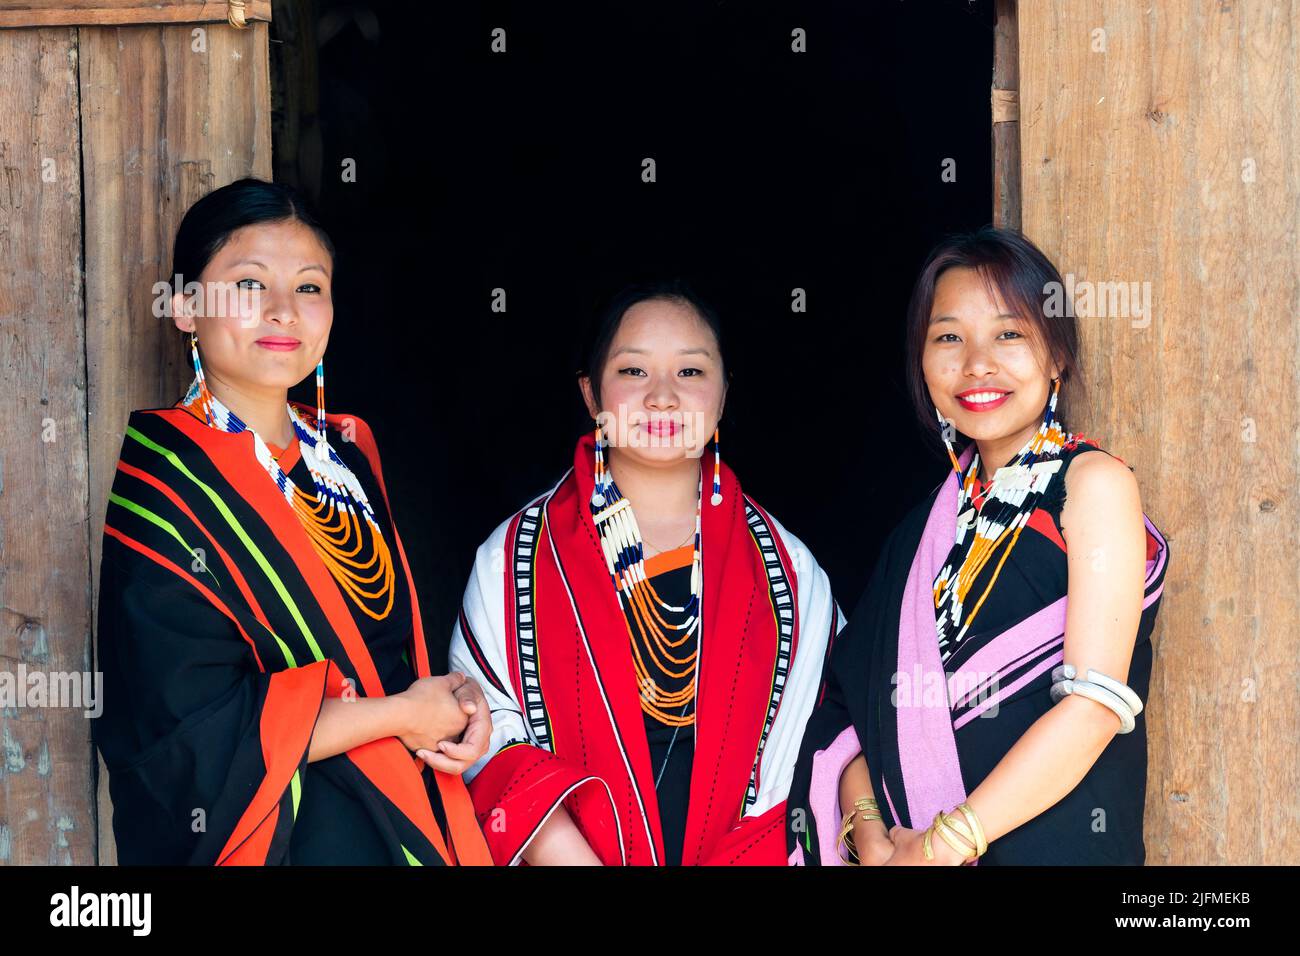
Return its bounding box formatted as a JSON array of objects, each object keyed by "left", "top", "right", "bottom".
[
  {"left": 992, "top": 0, "right": 1021, "bottom": 229},
  {"left": 0, "top": 26, "right": 96, "bottom": 865},
  {"left": 80, "top": 18, "right": 272, "bottom": 865},
  {"left": 1018, "top": 0, "right": 1298, "bottom": 863}
]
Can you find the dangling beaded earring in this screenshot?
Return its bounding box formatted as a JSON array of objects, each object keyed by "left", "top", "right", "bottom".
[
  {"left": 313, "top": 359, "right": 328, "bottom": 459},
  {"left": 936, "top": 404, "right": 962, "bottom": 476},
  {"left": 189, "top": 331, "right": 214, "bottom": 426},
  {"left": 1044, "top": 375, "right": 1062, "bottom": 436},
  {"left": 710, "top": 427, "right": 723, "bottom": 506},
  {"left": 591, "top": 421, "right": 609, "bottom": 507}
]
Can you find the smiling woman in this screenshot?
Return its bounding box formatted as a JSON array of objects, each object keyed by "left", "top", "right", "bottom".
[
  {"left": 788, "top": 227, "right": 1170, "bottom": 866},
  {"left": 448, "top": 280, "right": 843, "bottom": 865},
  {"left": 92, "top": 179, "right": 492, "bottom": 865}
]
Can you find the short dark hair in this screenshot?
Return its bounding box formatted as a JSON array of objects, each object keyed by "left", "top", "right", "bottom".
[
  {"left": 579, "top": 278, "right": 727, "bottom": 408},
  {"left": 170, "top": 177, "right": 335, "bottom": 293},
  {"left": 904, "top": 226, "right": 1083, "bottom": 440}
]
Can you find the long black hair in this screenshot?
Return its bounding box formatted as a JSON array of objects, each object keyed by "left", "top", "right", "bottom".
[{"left": 170, "top": 177, "right": 335, "bottom": 293}]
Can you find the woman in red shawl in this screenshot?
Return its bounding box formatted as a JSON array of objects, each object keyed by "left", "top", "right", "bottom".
[{"left": 450, "top": 281, "right": 842, "bottom": 865}]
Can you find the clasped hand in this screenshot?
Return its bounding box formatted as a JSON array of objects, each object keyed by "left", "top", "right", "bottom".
[{"left": 396, "top": 671, "right": 491, "bottom": 775}]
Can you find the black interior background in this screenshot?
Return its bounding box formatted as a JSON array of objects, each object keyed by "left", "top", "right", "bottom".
[{"left": 271, "top": 0, "right": 996, "bottom": 665}]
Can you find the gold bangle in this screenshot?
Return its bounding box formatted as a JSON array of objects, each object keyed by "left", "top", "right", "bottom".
[
  {"left": 837, "top": 811, "right": 862, "bottom": 865},
  {"left": 854, "top": 797, "right": 881, "bottom": 824},
  {"left": 932, "top": 813, "right": 978, "bottom": 861},
  {"left": 921, "top": 803, "right": 989, "bottom": 864},
  {"left": 839, "top": 809, "right": 856, "bottom": 840},
  {"left": 921, "top": 811, "right": 977, "bottom": 863},
  {"left": 951, "top": 802, "right": 988, "bottom": 857},
  {"left": 938, "top": 812, "right": 979, "bottom": 856},
  {"left": 935, "top": 804, "right": 987, "bottom": 859},
  {"left": 839, "top": 796, "right": 884, "bottom": 863}
]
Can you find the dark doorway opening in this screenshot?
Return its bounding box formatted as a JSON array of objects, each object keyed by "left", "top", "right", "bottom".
[{"left": 270, "top": 0, "right": 996, "bottom": 666}]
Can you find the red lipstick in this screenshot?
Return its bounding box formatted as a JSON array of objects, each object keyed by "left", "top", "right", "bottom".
[
  {"left": 255, "top": 337, "right": 301, "bottom": 352},
  {"left": 955, "top": 388, "right": 1012, "bottom": 412},
  {"left": 643, "top": 419, "right": 680, "bottom": 437}
]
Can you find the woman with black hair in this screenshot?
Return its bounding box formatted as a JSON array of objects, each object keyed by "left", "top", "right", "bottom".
[
  {"left": 449, "top": 281, "right": 842, "bottom": 865},
  {"left": 94, "top": 178, "right": 492, "bottom": 865},
  {"left": 787, "top": 227, "right": 1169, "bottom": 865}
]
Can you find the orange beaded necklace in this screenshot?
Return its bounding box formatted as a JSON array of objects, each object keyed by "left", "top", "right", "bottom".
[{"left": 183, "top": 375, "right": 395, "bottom": 621}]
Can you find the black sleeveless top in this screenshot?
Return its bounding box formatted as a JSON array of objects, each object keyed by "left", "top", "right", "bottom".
[{"left": 939, "top": 440, "right": 1164, "bottom": 864}]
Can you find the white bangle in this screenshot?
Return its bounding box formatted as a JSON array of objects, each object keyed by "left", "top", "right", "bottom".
[
  {"left": 1051, "top": 664, "right": 1144, "bottom": 716},
  {"left": 1089, "top": 668, "right": 1144, "bottom": 717},
  {"left": 1050, "top": 674, "right": 1136, "bottom": 733}
]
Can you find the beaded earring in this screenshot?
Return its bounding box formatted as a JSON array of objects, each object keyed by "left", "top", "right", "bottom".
[
  {"left": 313, "top": 359, "right": 328, "bottom": 455},
  {"left": 710, "top": 427, "right": 722, "bottom": 506},
  {"left": 592, "top": 421, "right": 609, "bottom": 507},
  {"left": 189, "top": 331, "right": 214, "bottom": 426}
]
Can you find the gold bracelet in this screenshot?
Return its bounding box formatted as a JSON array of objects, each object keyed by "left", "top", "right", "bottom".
[
  {"left": 921, "top": 811, "right": 973, "bottom": 863},
  {"left": 920, "top": 812, "right": 957, "bottom": 861},
  {"left": 837, "top": 810, "right": 862, "bottom": 865},
  {"left": 932, "top": 812, "right": 979, "bottom": 861},
  {"left": 921, "top": 804, "right": 989, "bottom": 863},
  {"left": 950, "top": 802, "right": 988, "bottom": 857},
  {"left": 838, "top": 795, "right": 883, "bottom": 864},
  {"left": 854, "top": 797, "right": 882, "bottom": 824},
  {"left": 935, "top": 804, "right": 987, "bottom": 860}
]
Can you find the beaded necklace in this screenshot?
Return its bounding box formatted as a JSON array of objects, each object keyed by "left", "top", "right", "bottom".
[
  {"left": 181, "top": 377, "right": 396, "bottom": 620},
  {"left": 590, "top": 439, "right": 701, "bottom": 730},
  {"left": 933, "top": 380, "right": 1073, "bottom": 659}
]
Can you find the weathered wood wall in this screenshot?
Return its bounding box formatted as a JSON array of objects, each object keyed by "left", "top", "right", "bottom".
[
  {"left": 0, "top": 25, "right": 94, "bottom": 866},
  {"left": 0, "top": 5, "right": 271, "bottom": 865},
  {"left": 5, "top": 0, "right": 1295, "bottom": 868},
  {"left": 1014, "top": 1, "right": 1299, "bottom": 863}
]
